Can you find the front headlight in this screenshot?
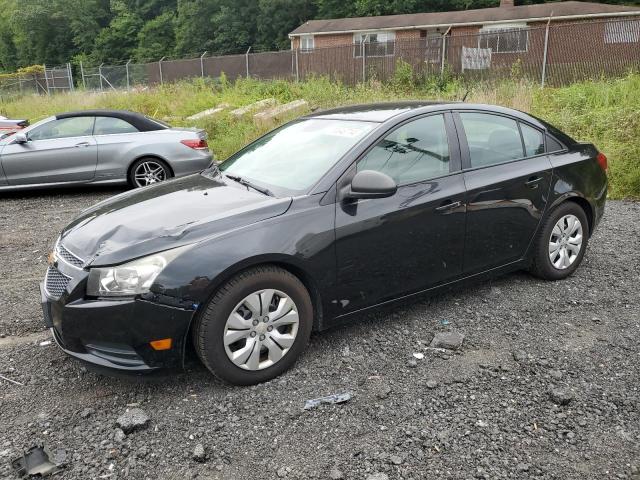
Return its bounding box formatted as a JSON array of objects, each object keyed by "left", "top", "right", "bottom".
[{"left": 86, "top": 245, "right": 190, "bottom": 297}]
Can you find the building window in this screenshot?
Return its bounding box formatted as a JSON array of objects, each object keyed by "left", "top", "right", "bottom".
[
  {"left": 300, "top": 35, "right": 314, "bottom": 52},
  {"left": 353, "top": 31, "right": 396, "bottom": 57},
  {"left": 479, "top": 23, "right": 528, "bottom": 53},
  {"left": 604, "top": 20, "right": 640, "bottom": 44}
]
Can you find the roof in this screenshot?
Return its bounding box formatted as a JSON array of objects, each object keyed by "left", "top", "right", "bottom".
[
  {"left": 290, "top": 1, "right": 640, "bottom": 36},
  {"left": 310, "top": 101, "right": 449, "bottom": 122},
  {"left": 56, "top": 110, "right": 167, "bottom": 132}
]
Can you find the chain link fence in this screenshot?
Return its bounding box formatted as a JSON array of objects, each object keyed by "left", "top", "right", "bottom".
[{"left": 1, "top": 17, "right": 638, "bottom": 100}]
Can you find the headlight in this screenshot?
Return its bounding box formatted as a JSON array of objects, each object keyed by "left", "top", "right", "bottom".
[{"left": 86, "top": 245, "right": 190, "bottom": 297}]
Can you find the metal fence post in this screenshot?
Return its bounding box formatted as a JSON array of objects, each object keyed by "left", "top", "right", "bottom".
[
  {"left": 245, "top": 46, "right": 251, "bottom": 78},
  {"left": 158, "top": 57, "right": 166, "bottom": 85},
  {"left": 67, "top": 63, "right": 74, "bottom": 91},
  {"left": 99, "top": 63, "right": 104, "bottom": 91},
  {"left": 362, "top": 39, "right": 366, "bottom": 83},
  {"left": 295, "top": 48, "right": 299, "bottom": 82},
  {"left": 440, "top": 35, "right": 447, "bottom": 78},
  {"left": 541, "top": 16, "right": 552, "bottom": 88},
  {"left": 80, "top": 61, "right": 86, "bottom": 89},
  {"left": 126, "top": 59, "right": 131, "bottom": 90},
  {"left": 200, "top": 51, "right": 208, "bottom": 78},
  {"left": 43, "top": 64, "right": 50, "bottom": 95}
]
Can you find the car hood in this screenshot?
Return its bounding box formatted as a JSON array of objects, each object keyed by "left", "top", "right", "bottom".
[{"left": 60, "top": 174, "right": 292, "bottom": 266}]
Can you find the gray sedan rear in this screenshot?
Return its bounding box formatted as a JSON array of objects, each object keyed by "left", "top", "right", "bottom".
[{"left": 0, "top": 110, "right": 213, "bottom": 191}]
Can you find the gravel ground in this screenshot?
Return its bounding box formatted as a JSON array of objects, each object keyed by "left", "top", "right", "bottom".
[{"left": 0, "top": 190, "right": 639, "bottom": 480}]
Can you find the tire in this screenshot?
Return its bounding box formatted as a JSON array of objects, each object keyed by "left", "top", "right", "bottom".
[
  {"left": 192, "top": 266, "right": 313, "bottom": 385},
  {"left": 128, "top": 157, "right": 172, "bottom": 188},
  {"left": 529, "top": 201, "right": 590, "bottom": 280}
]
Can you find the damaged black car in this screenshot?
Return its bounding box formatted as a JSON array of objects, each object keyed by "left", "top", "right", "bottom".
[{"left": 41, "top": 102, "right": 607, "bottom": 385}]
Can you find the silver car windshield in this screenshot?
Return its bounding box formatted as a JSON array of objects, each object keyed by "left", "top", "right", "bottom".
[{"left": 218, "top": 119, "right": 375, "bottom": 195}]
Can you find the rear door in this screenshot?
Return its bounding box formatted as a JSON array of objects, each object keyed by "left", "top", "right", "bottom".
[
  {"left": 333, "top": 112, "right": 467, "bottom": 314},
  {"left": 92, "top": 116, "right": 141, "bottom": 179},
  {"left": 454, "top": 111, "right": 552, "bottom": 274},
  {"left": 1, "top": 116, "right": 97, "bottom": 185}
]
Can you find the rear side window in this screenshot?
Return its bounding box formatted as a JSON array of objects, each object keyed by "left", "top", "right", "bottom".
[
  {"left": 545, "top": 134, "right": 565, "bottom": 153},
  {"left": 94, "top": 117, "right": 139, "bottom": 135},
  {"left": 520, "top": 123, "right": 545, "bottom": 156},
  {"left": 459, "top": 113, "right": 524, "bottom": 167},
  {"left": 357, "top": 114, "right": 450, "bottom": 185}
]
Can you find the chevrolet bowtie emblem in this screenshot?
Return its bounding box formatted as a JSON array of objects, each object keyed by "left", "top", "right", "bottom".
[{"left": 47, "top": 251, "right": 57, "bottom": 266}]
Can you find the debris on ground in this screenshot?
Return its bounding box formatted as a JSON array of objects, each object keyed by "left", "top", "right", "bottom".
[
  {"left": 0, "top": 373, "right": 24, "bottom": 386},
  {"left": 11, "top": 446, "right": 65, "bottom": 477},
  {"left": 38, "top": 340, "right": 51, "bottom": 347},
  {"left": 430, "top": 332, "right": 465, "bottom": 350},
  {"left": 304, "top": 392, "right": 352, "bottom": 410},
  {"left": 192, "top": 444, "right": 206, "bottom": 462},
  {"left": 412, "top": 352, "right": 424, "bottom": 360},
  {"left": 115, "top": 408, "right": 150, "bottom": 434},
  {"left": 426, "top": 380, "right": 438, "bottom": 389},
  {"left": 549, "top": 388, "right": 574, "bottom": 405},
  {"left": 440, "top": 319, "right": 450, "bottom": 325},
  {"left": 512, "top": 350, "right": 527, "bottom": 362}
]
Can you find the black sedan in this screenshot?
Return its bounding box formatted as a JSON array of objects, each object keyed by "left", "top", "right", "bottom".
[{"left": 41, "top": 102, "right": 608, "bottom": 385}]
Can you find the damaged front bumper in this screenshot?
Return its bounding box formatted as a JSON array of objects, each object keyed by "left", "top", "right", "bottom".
[{"left": 40, "top": 280, "right": 195, "bottom": 373}]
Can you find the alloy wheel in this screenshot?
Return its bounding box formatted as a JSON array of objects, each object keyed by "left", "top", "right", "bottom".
[
  {"left": 223, "top": 289, "right": 300, "bottom": 371},
  {"left": 548, "top": 214, "right": 583, "bottom": 270},
  {"left": 134, "top": 161, "right": 167, "bottom": 187}
]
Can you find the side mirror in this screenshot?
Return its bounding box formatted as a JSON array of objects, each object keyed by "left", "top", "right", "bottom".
[
  {"left": 343, "top": 170, "right": 397, "bottom": 200},
  {"left": 13, "top": 132, "right": 28, "bottom": 144}
]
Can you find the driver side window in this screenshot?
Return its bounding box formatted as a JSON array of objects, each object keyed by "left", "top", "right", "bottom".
[
  {"left": 29, "top": 117, "right": 95, "bottom": 141},
  {"left": 357, "top": 114, "right": 450, "bottom": 185}
]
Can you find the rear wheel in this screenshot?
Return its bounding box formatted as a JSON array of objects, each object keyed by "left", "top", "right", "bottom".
[
  {"left": 129, "top": 157, "right": 172, "bottom": 188},
  {"left": 529, "top": 202, "right": 589, "bottom": 280},
  {"left": 192, "top": 266, "right": 313, "bottom": 385}
]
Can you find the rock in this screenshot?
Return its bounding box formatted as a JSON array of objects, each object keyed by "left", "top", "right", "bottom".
[
  {"left": 277, "top": 466, "right": 288, "bottom": 478},
  {"left": 114, "top": 429, "right": 126, "bottom": 443},
  {"left": 475, "top": 420, "right": 489, "bottom": 428},
  {"left": 407, "top": 359, "right": 417, "bottom": 368},
  {"left": 366, "top": 474, "right": 389, "bottom": 480},
  {"left": 425, "top": 380, "right": 438, "bottom": 389},
  {"left": 512, "top": 350, "right": 527, "bottom": 362},
  {"left": 517, "top": 463, "right": 530, "bottom": 472},
  {"left": 193, "top": 444, "right": 206, "bottom": 462},
  {"left": 329, "top": 467, "right": 344, "bottom": 479},
  {"left": 80, "top": 408, "right": 94, "bottom": 419},
  {"left": 375, "top": 383, "right": 392, "bottom": 400},
  {"left": 430, "top": 332, "right": 465, "bottom": 350},
  {"left": 549, "top": 388, "right": 574, "bottom": 405},
  {"left": 413, "top": 352, "right": 424, "bottom": 360},
  {"left": 116, "top": 408, "right": 150, "bottom": 434},
  {"left": 549, "top": 369, "right": 563, "bottom": 380},
  {"left": 390, "top": 455, "right": 403, "bottom": 465}
]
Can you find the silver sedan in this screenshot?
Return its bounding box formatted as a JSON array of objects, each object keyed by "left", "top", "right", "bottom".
[{"left": 0, "top": 110, "right": 213, "bottom": 191}]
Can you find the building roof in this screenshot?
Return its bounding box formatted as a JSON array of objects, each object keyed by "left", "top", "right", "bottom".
[
  {"left": 56, "top": 110, "right": 167, "bottom": 132},
  {"left": 289, "top": 1, "right": 640, "bottom": 36}
]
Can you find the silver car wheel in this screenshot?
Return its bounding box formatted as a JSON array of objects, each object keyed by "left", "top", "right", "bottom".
[
  {"left": 549, "top": 214, "right": 583, "bottom": 270},
  {"left": 134, "top": 160, "right": 167, "bottom": 187},
  {"left": 223, "top": 289, "right": 300, "bottom": 371}
]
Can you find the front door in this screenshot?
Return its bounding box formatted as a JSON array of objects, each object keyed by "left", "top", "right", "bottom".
[
  {"left": 1, "top": 116, "right": 97, "bottom": 185},
  {"left": 334, "top": 112, "right": 467, "bottom": 315},
  {"left": 454, "top": 111, "right": 552, "bottom": 274}
]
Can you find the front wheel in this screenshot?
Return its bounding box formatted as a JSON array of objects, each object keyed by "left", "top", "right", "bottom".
[
  {"left": 529, "top": 202, "right": 589, "bottom": 280},
  {"left": 192, "top": 266, "right": 313, "bottom": 385},
  {"left": 128, "top": 157, "right": 172, "bottom": 188}
]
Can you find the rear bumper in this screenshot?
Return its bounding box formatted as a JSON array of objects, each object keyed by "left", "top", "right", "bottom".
[
  {"left": 40, "top": 281, "right": 194, "bottom": 373},
  {"left": 171, "top": 153, "right": 213, "bottom": 177}
]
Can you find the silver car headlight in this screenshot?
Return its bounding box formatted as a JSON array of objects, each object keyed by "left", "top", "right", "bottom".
[{"left": 86, "top": 245, "right": 190, "bottom": 297}]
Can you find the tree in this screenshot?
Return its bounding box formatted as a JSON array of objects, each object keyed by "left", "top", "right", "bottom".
[
  {"left": 256, "top": 0, "right": 317, "bottom": 51},
  {"left": 136, "top": 11, "right": 176, "bottom": 61},
  {"left": 92, "top": 1, "right": 144, "bottom": 63}
]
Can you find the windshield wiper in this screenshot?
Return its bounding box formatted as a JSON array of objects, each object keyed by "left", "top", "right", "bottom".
[{"left": 225, "top": 174, "right": 274, "bottom": 197}]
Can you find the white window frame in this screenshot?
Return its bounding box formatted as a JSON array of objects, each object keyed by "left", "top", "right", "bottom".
[
  {"left": 300, "top": 35, "right": 315, "bottom": 53},
  {"left": 479, "top": 23, "right": 528, "bottom": 54},
  {"left": 353, "top": 30, "right": 396, "bottom": 58},
  {"left": 604, "top": 20, "right": 640, "bottom": 44}
]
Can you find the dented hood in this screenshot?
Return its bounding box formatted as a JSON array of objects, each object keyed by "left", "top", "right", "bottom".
[{"left": 60, "top": 174, "right": 292, "bottom": 266}]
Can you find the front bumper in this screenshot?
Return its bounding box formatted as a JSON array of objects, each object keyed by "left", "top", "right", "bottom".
[{"left": 40, "top": 280, "right": 195, "bottom": 373}]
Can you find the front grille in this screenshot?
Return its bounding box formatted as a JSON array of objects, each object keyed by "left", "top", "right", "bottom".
[
  {"left": 45, "top": 267, "right": 71, "bottom": 299},
  {"left": 57, "top": 244, "right": 84, "bottom": 268}
]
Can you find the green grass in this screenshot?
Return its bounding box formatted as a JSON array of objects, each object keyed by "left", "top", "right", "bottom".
[{"left": 1, "top": 73, "right": 638, "bottom": 199}]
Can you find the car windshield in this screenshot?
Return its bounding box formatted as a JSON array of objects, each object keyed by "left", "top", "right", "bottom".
[{"left": 217, "top": 119, "right": 375, "bottom": 196}]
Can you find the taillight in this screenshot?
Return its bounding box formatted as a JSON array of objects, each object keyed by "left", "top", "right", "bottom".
[
  {"left": 180, "top": 138, "right": 208, "bottom": 150},
  {"left": 596, "top": 152, "right": 608, "bottom": 172}
]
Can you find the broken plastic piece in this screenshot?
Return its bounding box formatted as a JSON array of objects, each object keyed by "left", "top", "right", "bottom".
[
  {"left": 11, "top": 446, "right": 65, "bottom": 477},
  {"left": 304, "top": 392, "right": 352, "bottom": 410}
]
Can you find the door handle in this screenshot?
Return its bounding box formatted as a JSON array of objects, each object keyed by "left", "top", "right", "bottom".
[
  {"left": 74, "top": 142, "right": 90, "bottom": 148},
  {"left": 525, "top": 176, "right": 543, "bottom": 188},
  {"left": 435, "top": 200, "right": 462, "bottom": 212}
]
